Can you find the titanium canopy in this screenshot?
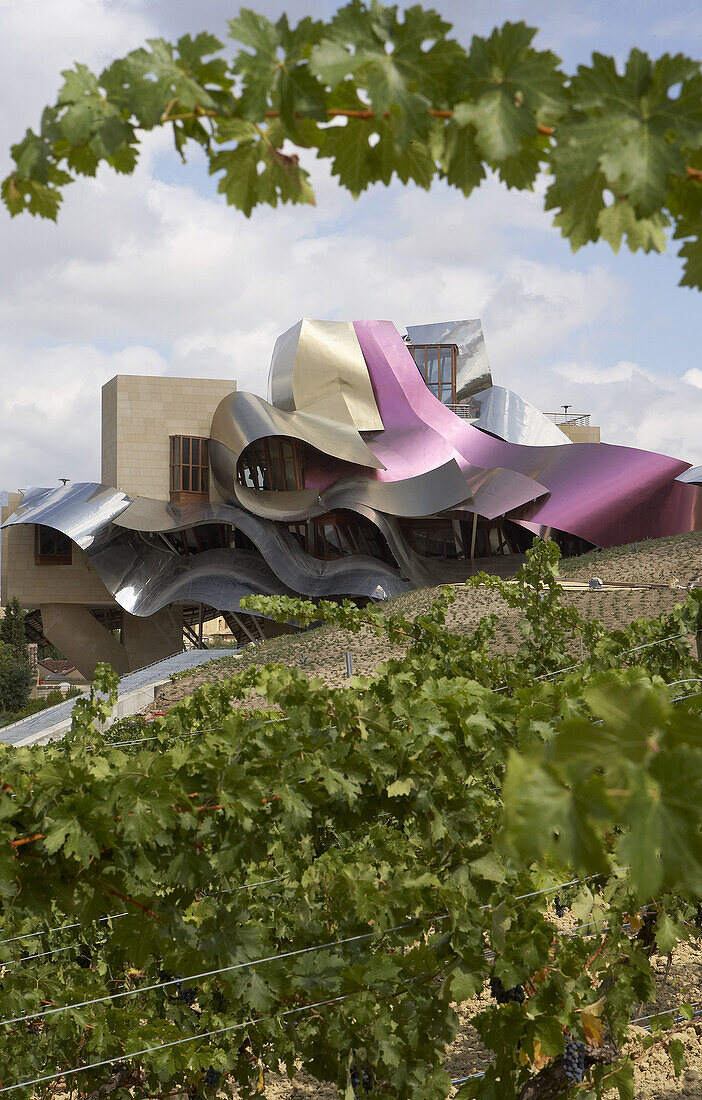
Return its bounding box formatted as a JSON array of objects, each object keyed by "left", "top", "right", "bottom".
[
  {"left": 4, "top": 315, "right": 702, "bottom": 629},
  {"left": 267, "top": 318, "right": 384, "bottom": 431},
  {"left": 471, "top": 386, "right": 572, "bottom": 447}
]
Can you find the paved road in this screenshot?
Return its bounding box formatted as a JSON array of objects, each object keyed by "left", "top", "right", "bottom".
[{"left": 0, "top": 648, "right": 235, "bottom": 746}]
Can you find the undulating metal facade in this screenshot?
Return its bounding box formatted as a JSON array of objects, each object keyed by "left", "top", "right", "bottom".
[{"left": 4, "top": 318, "right": 702, "bottom": 628}]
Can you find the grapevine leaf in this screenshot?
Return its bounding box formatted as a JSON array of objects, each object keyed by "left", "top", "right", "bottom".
[
  {"left": 597, "top": 199, "right": 668, "bottom": 253},
  {"left": 545, "top": 169, "right": 606, "bottom": 251},
  {"left": 606, "top": 1063, "right": 635, "bottom": 1100},
  {"left": 311, "top": 2, "right": 454, "bottom": 149},
  {"left": 668, "top": 1038, "right": 686, "bottom": 1077},
  {"left": 452, "top": 22, "right": 566, "bottom": 165},
  {"left": 449, "top": 968, "right": 481, "bottom": 1002},
  {"left": 654, "top": 911, "right": 683, "bottom": 954},
  {"left": 454, "top": 92, "right": 534, "bottom": 163},
  {"left": 436, "top": 120, "right": 485, "bottom": 196},
  {"left": 580, "top": 996, "right": 605, "bottom": 1047},
  {"left": 317, "top": 118, "right": 380, "bottom": 194},
  {"left": 387, "top": 777, "right": 415, "bottom": 797},
  {"left": 229, "top": 10, "right": 326, "bottom": 133},
  {"left": 552, "top": 48, "right": 702, "bottom": 232}
]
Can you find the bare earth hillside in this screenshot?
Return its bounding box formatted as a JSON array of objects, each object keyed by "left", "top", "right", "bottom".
[{"left": 559, "top": 531, "right": 702, "bottom": 587}]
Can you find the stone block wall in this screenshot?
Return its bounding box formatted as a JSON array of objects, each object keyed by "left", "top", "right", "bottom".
[
  {"left": 1, "top": 496, "right": 115, "bottom": 608},
  {"left": 101, "top": 374, "right": 237, "bottom": 500}
]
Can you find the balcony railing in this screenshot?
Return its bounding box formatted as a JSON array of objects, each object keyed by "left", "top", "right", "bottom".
[
  {"left": 446, "top": 403, "right": 479, "bottom": 419},
  {"left": 544, "top": 412, "right": 591, "bottom": 426}
]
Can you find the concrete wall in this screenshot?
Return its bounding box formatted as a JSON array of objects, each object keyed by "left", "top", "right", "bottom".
[
  {"left": 40, "top": 603, "right": 130, "bottom": 679},
  {"left": 37, "top": 605, "right": 183, "bottom": 680},
  {"left": 11, "top": 678, "right": 171, "bottom": 748},
  {"left": 101, "top": 374, "right": 237, "bottom": 500}
]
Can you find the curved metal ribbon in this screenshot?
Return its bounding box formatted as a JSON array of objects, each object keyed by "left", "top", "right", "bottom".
[{"left": 353, "top": 320, "right": 702, "bottom": 547}]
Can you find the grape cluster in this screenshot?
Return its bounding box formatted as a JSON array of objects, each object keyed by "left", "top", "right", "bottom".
[
  {"left": 563, "top": 1037, "right": 586, "bottom": 1083},
  {"left": 160, "top": 971, "right": 198, "bottom": 1004},
  {"left": 636, "top": 912, "right": 657, "bottom": 949},
  {"left": 490, "top": 977, "right": 525, "bottom": 1004},
  {"left": 554, "top": 894, "right": 568, "bottom": 919},
  {"left": 76, "top": 943, "right": 92, "bottom": 969},
  {"left": 350, "top": 1064, "right": 373, "bottom": 1095},
  {"left": 212, "top": 989, "right": 229, "bottom": 1011},
  {"left": 204, "top": 1068, "right": 220, "bottom": 1087}
]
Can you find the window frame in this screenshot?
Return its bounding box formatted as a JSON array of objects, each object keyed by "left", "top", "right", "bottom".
[
  {"left": 407, "top": 343, "right": 458, "bottom": 404},
  {"left": 236, "top": 437, "right": 306, "bottom": 493},
  {"left": 170, "top": 435, "right": 210, "bottom": 503},
  {"left": 34, "top": 525, "right": 72, "bottom": 565}
]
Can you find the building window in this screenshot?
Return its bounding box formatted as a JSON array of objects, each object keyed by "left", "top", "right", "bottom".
[
  {"left": 407, "top": 344, "right": 457, "bottom": 404},
  {"left": 168, "top": 524, "right": 233, "bottom": 556},
  {"left": 237, "top": 437, "right": 305, "bottom": 492},
  {"left": 287, "top": 512, "right": 384, "bottom": 560},
  {"left": 170, "top": 436, "right": 210, "bottom": 503},
  {"left": 34, "top": 525, "right": 72, "bottom": 565}
]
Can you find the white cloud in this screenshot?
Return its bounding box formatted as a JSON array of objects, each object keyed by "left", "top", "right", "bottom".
[
  {"left": 0, "top": 340, "right": 168, "bottom": 487},
  {"left": 1, "top": 0, "right": 156, "bottom": 165},
  {"left": 0, "top": 142, "right": 633, "bottom": 486},
  {"left": 683, "top": 367, "right": 702, "bottom": 390},
  {"left": 556, "top": 360, "right": 639, "bottom": 385},
  {"left": 1, "top": 0, "right": 699, "bottom": 498},
  {"left": 525, "top": 357, "right": 702, "bottom": 464}
]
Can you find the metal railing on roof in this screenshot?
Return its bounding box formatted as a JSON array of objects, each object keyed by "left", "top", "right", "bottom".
[
  {"left": 543, "top": 412, "right": 591, "bottom": 426},
  {"left": 445, "top": 403, "right": 478, "bottom": 420}
]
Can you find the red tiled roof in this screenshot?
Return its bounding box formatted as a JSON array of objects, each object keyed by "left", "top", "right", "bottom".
[{"left": 38, "top": 659, "right": 76, "bottom": 674}]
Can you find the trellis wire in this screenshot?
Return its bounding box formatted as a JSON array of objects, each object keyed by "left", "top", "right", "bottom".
[
  {"left": 3, "top": 916, "right": 697, "bottom": 1093},
  {"left": 2, "top": 878, "right": 287, "bottom": 969},
  {"left": 448, "top": 1002, "right": 702, "bottom": 1088},
  {"left": 6, "top": 992, "right": 697, "bottom": 1097},
  {"left": 0, "top": 923, "right": 416, "bottom": 1028},
  {"left": 1, "top": 872, "right": 615, "bottom": 1024},
  {"left": 0, "top": 877, "right": 282, "bottom": 951},
  {"left": 2, "top": 943, "right": 77, "bottom": 972},
  {"left": 0, "top": 912, "right": 128, "bottom": 949},
  {"left": 493, "top": 631, "right": 689, "bottom": 693},
  {"left": 632, "top": 1002, "right": 702, "bottom": 1027},
  {"left": 671, "top": 690, "right": 702, "bottom": 703},
  {"left": 0, "top": 993, "right": 350, "bottom": 1095},
  {"left": 96, "top": 715, "right": 287, "bottom": 749}
]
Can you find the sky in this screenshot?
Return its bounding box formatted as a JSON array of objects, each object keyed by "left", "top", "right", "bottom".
[{"left": 1, "top": 0, "right": 702, "bottom": 494}]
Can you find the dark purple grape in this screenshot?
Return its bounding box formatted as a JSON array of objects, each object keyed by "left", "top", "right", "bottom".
[
  {"left": 490, "top": 976, "right": 525, "bottom": 1004},
  {"left": 563, "top": 1036, "right": 586, "bottom": 1083}
]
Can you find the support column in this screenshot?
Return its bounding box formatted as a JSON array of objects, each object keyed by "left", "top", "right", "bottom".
[
  {"left": 122, "top": 606, "right": 183, "bottom": 670},
  {"left": 39, "top": 604, "right": 130, "bottom": 680}
]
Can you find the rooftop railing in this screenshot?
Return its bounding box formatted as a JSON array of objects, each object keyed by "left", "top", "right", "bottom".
[
  {"left": 445, "top": 403, "right": 479, "bottom": 419},
  {"left": 543, "top": 412, "right": 591, "bottom": 426}
]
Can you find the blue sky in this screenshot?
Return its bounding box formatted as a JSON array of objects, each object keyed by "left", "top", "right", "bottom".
[{"left": 1, "top": 0, "right": 701, "bottom": 492}]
